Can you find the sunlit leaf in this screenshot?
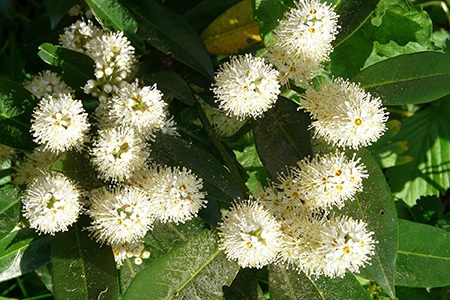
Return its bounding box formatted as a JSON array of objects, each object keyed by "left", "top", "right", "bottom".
[
  {"left": 123, "top": 231, "right": 240, "bottom": 299},
  {"left": 395, "top": 219, "right": 450, "bottom": 288},
  {"left": 51, "top": 216, "right": 120, "bottom": 300},
  {"left": 269, "top": 265, "right": 371, "bottom": 299},
  {"left": 122, "top": 0, "right": 214, "bottom": 79},
  {"left": 201, "top": 0, "right": 261, "bottom": 55},
  {"left": 0, "top": 229, "right": 51, "bottom": 283},
  {"left": 38, "top": 43, "right": 95, "bottom": 91},
  {"left": 0, "top": 77, "right": 36, "bottom": 150},
  {"left": 385, "top": 100, "right": 450, "bottom": 206},
  {"left": 0, "top": 186, "right": 21, "bottom": 239}
]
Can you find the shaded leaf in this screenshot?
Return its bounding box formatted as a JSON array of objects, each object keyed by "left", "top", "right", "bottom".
[
  {"left": 123, "top": 231, "right": 240, "bottom": 299},
  {"left": 223, "top": 268, "right": 260, "bottom": 300},
  {"left": 0, "top": 77, "right": 36, "bottom": 150},
  {"left": 395, "top": 219, "right": 450, "bottom": 288},
  {"left": 353, "top": 52, "right": 450, "bottom": 105},
  {"left": 333, "top": 0, "right": 379, "bottom": 47},
  {"left": 252, "top": 97, "right": 312, "bottom": 180},
  {"left": 144, "top": 71, "right": 194, "bottom": 106},
  {"left": 0, "top": 186, "right": 21, "bottom": 238},
  {"left": 85, "top": 0, "right": 144, "bottom": 50},
  {"left": 269, "top": 264, "right": 371, "bottom": 299},
  {"left": 51, "top": 216, "right": 120, "bottom": 300},
  {"left": 201, "top": 0, "right": 261, "bottom": 55},
  {"left": 150, "top": 134, "right": 244, "bottom": 203},
  {"left": 251, "top": 0, "right": 294, "bottom": 42},
  {"left": 0, "top": 229, "right": 51, "bottom": 283},
  {"left": 38, "top": 43, "right": 95, "bottom": 90},
  {"left": 385, "top": 100, "right": 450, "bottom": 206},
  {"left": 44, "top": 0, "right": 78, "bottom": 29},
  {"left": 122, "top": 0, "right": 214, "bottom": 79},
  {"left": 337, "top": 148, "right": 398, "bottom": 297}
]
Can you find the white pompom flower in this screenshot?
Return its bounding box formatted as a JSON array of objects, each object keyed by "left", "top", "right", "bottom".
[
  {"left": 212, "top": 54, "right": 280, "bottom": 120},
  {"left": 30, "top": 93, "right": 90, "bottom": 154},
  {"left": 23, "top": 70, "right": 75, "bottom": 99},
  {"left": 130, "top": 165, "right": 207, "bottom": 224},
  {"left": 295, "top": 152, "right": 368, "bottom": 210},
  {"left": 266, "top": 0, "right": 339, "bottom": 85},
  {"left": 87, "top": 186, "right": 153, "bottom": 245},
  {"left": 22, "top": 171, "right": 82, "bottom": 235},
  {"left": 218, "top": 200, "right": 283, "bottom": 269},
  {"left": 91, "top": 126, "right": 149, "bottom": 182},
  {"left": 302, "top": 78, "right": 389, "bottom": 149}
]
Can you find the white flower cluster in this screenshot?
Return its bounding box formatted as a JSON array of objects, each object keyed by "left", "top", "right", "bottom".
[
  {"left": 18, "top": 19, "right": 204, "bottom": 266},
  {"left": 218, "top": 151, "right": 376, "bottom": 278}
]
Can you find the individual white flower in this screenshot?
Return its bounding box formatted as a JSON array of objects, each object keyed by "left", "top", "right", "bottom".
[
  {"left": 302, "top": 78, "right": 389, "bottom": 149},
  {"left": 266, "top": 0, "right": 339, "bottom": 85},
  {"left": 59, "top": 19, "right": 103, "bottom": 53},
  {"left": 13, "top": 148, "right": 60, "bottom": 185},
  {"left": 91, "top": 126, "right": 149, "bottom": 182},
  {"left": 212, "top": 54, "right": 280, "bottom": 120},
  {"left": 295, "top": 152, "right": 368, "bottom": 209},
  {"left": 318, "top": 216, "right": 376, "bottom": 278},
  {"left": 218, "top": 200, "right": 283, "bottom": 269},
  {"left": 30, "top": 94, "right": 90, "bottom": 154},
  {"left": 84, "top": 31, "right": 136, "bottom": 100},
  {"left": 88, "top": 186, "right": 153, "bottom": 245},
  {"left": 130, "top": 165, "right": 207, "bottom": 224},
  {"left": 22, "top": 171, "right": 82, "bottom": 235},
  {"left": 106, "top": 81, "right": 167, "bottom": 138},
  {"left": 111, "top": 240, "right": 150, "bottom": 266},
  {"left": 23, "top": 70, "right": 75, "bottom": 99}
]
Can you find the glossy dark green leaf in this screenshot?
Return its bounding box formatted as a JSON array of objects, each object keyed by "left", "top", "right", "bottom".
[
  {"left": 122, "top": 0, "right": 214, "bottom": 79},
  {"left": 395, "top": 219, "right": 450, "bottom": 287},
  {"left": 85, "top": 0, "right": 144, "bottom": 50},
  {"left": 269, "top": 264, "right": 371, "bottom": 299},
  {"left": 145, "top": 71, "right": 194, "bottom": 106},
  {"left": 0, "top": 228, "right": 51, "bottom": 282},
  {"left": 352, "top": 52, "right": 450, "bottom": 105},
  {"left": 44, "top": 0, "right": 78, "bottom": 29},
  {"left": 333, "top": 0, "right": 379, "bottom": 46},
  {"left": 51, "top": 216, "right": 120, "bottom": 300},
  {"left": 0, "top": 186, "right": 21, "bottom": 238},
  {"left": 252, "top": 97, "right": 312, "bottom": 180},
  {"left": 150, "top": 134, "right": 244, "bottom": 203},
  {"left": 123, "top": 231, "right": 240, "bottom": 299},
  {"left": 0, "top": 77, "right": 36, "bottom": 150},
  {"left": 337, "top": 148, "right": 398, "bottom": 297},
  {"left": 38, "top": 43, "right": 95, "bottom": 90},
  {"left": 385, "top": 100, "right": 450, "bottom": 206}
]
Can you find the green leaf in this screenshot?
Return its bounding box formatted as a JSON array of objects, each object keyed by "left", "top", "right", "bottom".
[
  {"left": 150, "top": 134, "right": 245, "bottom": 203},
  {"left": 0, "top": 77, "right": 36, "bottom": 150},
  {"left": 0, "top": 229, "right": 51, "bottom": 282},
  {"left": 51, "top": 216, "right": 120, "bottom": 300},
  {"left": 333, "top": 0, "right": 379, "bottom": 47},
  {"left": 385, "top": 100, "right": 450, "bottom": 206},
  {"left": 0, "top": 186, "right": 21, "bottom": 239},
  {"left": 337, "top": 148, "right": 398, "bottom": 297},
  {"left": 395, "top": 219, "right": 450, "bottom": 287},
  {"left": 38, "top": 43, "right": 95, "bottom": 90},
  {"left": 269, "top": 265, "right": 371, "bottom": 299},
  {"left": 44, "top": 0, "right": 78, "bottom": 29},
  {"left": 252, "top": 97, "right": 313, "bottom": 180},
  {"left": 123, "top": 230, "right": 240, "bottom": 299},
  {"left": 144, "top": 71, "right": 194, "bottom": 106},
  {"left": 352, "top": 52, "right": 450, "bottom": 105},
  {"left": 122, "top": 0, "right": 214, "bottom": 79},
  {"left": 251, "top": 0, "right": 294, "bottom": 42},
  {"left": 85, "top": 0, "right": 144, "bottom": 50}
]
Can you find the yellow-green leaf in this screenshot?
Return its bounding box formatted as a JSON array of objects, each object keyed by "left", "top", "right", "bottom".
[{"left": 201, "top": 0, "right": 261, "bottom": 55}]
